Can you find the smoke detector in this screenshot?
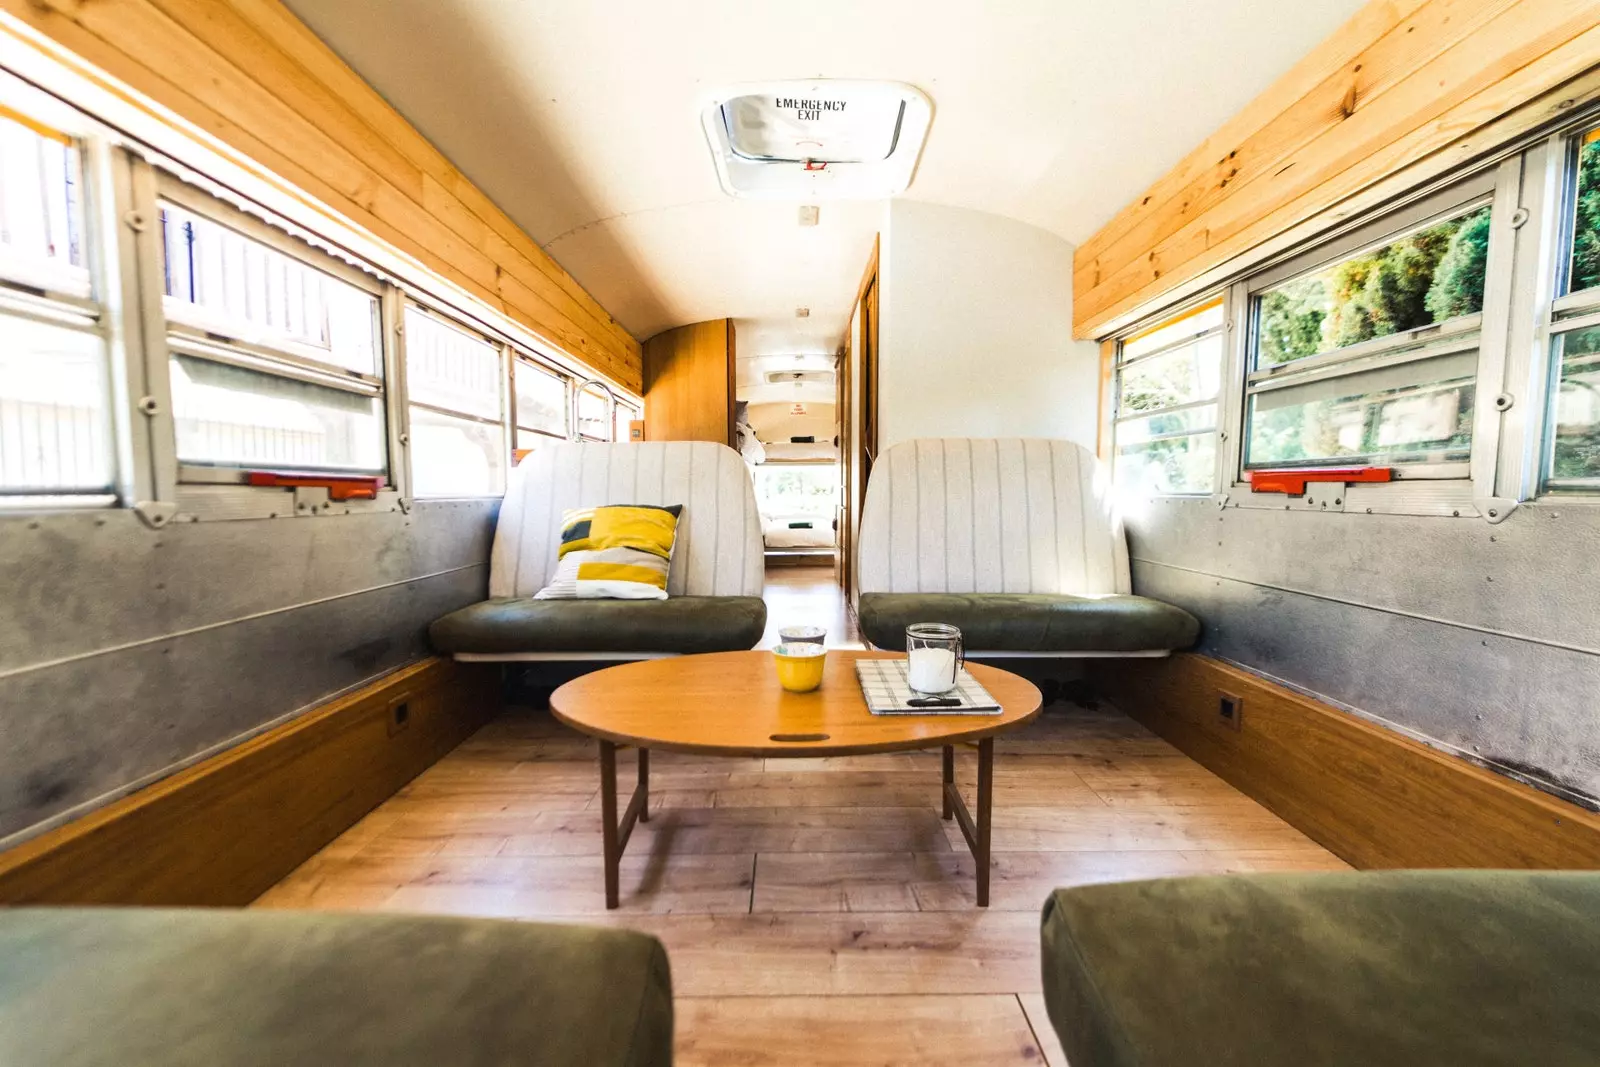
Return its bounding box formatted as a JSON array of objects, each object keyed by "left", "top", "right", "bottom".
[{"left": 702, "top": 80, "right": 933, "bottom": 200}]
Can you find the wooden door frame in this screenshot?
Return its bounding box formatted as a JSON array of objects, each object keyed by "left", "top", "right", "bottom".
[{"left": 838, "top": 235, "right": 879, "bottom": 603}]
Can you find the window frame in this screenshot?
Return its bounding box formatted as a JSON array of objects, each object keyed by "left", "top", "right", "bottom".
[
  {"left": 510, "top": 352, "right": 571, "bottom": 451},
  {"left": 400, "top": 299, "right": 511, "bottom": 500},
  {"left": 1538, "top": 120, "right": 1600, "bottom": 495},
  {"left": 0, "top": 65, "right": 644, "bottom": 527},
  {"left": 1235, "top": 168, "right": 1502, "bottom": 488},
  {"left": 1108, "top": 295, "right": 1226, "bottom": 497},
  {"left": 0, "top": 87, "right": 122, "bottom": 510},
  {"left": 575, "top": 379, "right": 617, "bottom": 443},
  {"left": 132, "top": 173, "right": 399, "bottom": 521},
  {"left": 1215, "top": 163, "right": 1523, "bottom": 518}
]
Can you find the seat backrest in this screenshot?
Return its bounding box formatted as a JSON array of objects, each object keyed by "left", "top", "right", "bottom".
[
  {"left": 489, "top": 441, "right": 765, "bottom": 598},
  {"left": 857, "top": 438, "right": 1130, "bottom": 595}
]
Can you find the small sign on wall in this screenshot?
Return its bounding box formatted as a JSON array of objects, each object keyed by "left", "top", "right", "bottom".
[{"left": 789, "top": 403, "right": 808, "bottom": 416}]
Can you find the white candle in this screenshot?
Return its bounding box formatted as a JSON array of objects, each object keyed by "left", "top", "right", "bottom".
[{"left": 907, "top": 647, "right": 957, "bottom": 694}]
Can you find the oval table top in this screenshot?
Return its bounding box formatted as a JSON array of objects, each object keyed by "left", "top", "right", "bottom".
[{"left": 549, "top": 650, "right": 1043, "bottom": 757}]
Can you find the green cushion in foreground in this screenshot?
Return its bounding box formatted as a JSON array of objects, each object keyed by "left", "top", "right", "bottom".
[
  {"left": 1040, "top": 870, "right": 1600, "bottom": 1067},
  {"left": 859, "top": 592, "right": 1199, "bottom": 652},
  {"left": 0, "top": 908, "right": 672, "bottom": 1067},
  {"left": 430, "top": 595, "right": 768, "bottom": 655}
]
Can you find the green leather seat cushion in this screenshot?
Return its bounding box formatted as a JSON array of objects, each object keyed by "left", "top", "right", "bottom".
[
  {"left": 858, "top": 592, "right": 1199, "bottom": 652},
  {"left": 0, "top": 908, "right": 672, "bottom": 1067},
  {"left": 430, "top": 595, "right": 767, "bottom": 655},
  {"left": 1040, "top": 870, "right": 1600, "bottom": 1067}
]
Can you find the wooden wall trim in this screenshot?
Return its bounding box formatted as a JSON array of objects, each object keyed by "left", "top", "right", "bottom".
[
  {"left": 0, "top": 0, "right": 642, "bottom": 390},
  {"left": 1074, "top": 0, "right": 1600, "bottom": 339},
  {"left": 0, "top": 657, "right": 499, "bottom": 906},
  {"left": 1094, "top": 338, "right": 1116, "bottom": 463},
  {"left": 642, "top": 318, "right": 735, "bottom": 444},
  {"left": 1096, "top": 653, "right": 1600, "bottom": 870}
]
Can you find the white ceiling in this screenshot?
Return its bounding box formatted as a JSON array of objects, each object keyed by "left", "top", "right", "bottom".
[{"left": 284, "top": 0, "right": 1364, "bottom": 361}]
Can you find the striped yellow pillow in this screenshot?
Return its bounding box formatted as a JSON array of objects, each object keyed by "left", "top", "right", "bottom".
[{"left": 534, "top": 504, "right": 682, "bottom": 600}]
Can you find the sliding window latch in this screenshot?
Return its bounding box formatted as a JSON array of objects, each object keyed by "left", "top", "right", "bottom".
[{"left": 1247, "top": 467, "right": 1392, "bottom": 513}]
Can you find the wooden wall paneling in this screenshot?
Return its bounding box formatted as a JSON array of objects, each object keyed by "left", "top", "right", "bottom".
[
  {"left": 1094, "top": 654, "right": 1600, "bottom": 870},
  {"left": 0, "top": 657, "right": 500, "bottom": 906},
  {"left": 1075, "top": 0, "right": 1600, "bottom": 338},
  {"left": 642, "top": 319, "right": 735, "bottom": 444},
  {"left": 1077, "top": 0, "right": 1508, "bottom": 300},
  {"left": 0, "top": 0, "right": 641, "bottom": 390},
  {"left": 1074, "top": 0, "right": 1434, "bottom": 272}
]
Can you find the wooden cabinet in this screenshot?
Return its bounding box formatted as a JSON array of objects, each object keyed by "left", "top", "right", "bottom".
[{"left": 642, "top": 319, "right": 735, "bottom": 445}]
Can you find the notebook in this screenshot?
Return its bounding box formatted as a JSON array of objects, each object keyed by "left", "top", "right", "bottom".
[{"left": 854, "top": 659, "right": 1002, "bottom": 715}]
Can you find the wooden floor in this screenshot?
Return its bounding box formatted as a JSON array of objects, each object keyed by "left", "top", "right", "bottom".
[
  {"left": 757, "top": 562, "right": 863, "bottom": 649},
  {"left": 255, "top": 570, "right": 1346, "bottom": 1066}
]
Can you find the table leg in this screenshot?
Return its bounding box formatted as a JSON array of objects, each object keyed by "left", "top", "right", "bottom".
[
  {"left": 942, "top": 738, "right": 996, "bottom": 907},
  {"left": 941, "top": 745, "right": 955, "bottom": 820},
  {"left": 600, "top": 740, "right": 620, "bottom": 909},
  {"left": 638, "top": 747, "right": 650, "bottom": 824},
  {"left": 598, "top": 741, "right": 650, "bottom": 910},
  {"left": 976, "top": 737, "right": 993, "bottom": 908}
]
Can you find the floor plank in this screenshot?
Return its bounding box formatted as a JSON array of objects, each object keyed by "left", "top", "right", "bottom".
[
  {"left": 594, "top": 910, "right": 1045, "bottom": 996},
  {"left": 677, "top": 995, "right": 1045, "bottom": 1066},
  {"left": 1018, "top": 992, "right": 1070, "bottom": 1067}
]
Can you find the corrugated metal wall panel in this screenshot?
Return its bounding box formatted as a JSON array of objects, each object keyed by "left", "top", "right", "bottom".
[
  {"left": 1126, "top": 500, "right": 1600, "bottom": 808},
  {"left": 0, "top": 500, "right": 496, "bottom": 843}
]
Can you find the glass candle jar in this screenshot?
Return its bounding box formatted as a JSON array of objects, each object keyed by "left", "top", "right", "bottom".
[{"left": 905, "top": 623, "right": 963, "bottom": 695}]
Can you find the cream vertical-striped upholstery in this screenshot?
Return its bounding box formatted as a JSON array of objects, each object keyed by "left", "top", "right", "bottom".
[
  {"left": 489, "top": 441, "right": 765, "bottom": 598},
  {"left": 857, "top": 439, "right": 1131, "bottom": 595}
]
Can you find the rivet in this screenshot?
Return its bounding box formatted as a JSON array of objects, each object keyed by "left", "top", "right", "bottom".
[{"left": 1452, "top": 510, "right": 1460, "bottom": 517}]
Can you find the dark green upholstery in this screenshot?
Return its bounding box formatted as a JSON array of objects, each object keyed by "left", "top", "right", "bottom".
[
  {"left": 430, "top": 595, "right": 767, "bottom": 655},
  {"left": 1040, "top": 871, "right": 1600, "bottom": 1067},
  {"left": 0, "top": 908, "right": 672, "bottom": 1067},
  {"left": 858, "top": 592, "right": 1199, "bottom": 652}
]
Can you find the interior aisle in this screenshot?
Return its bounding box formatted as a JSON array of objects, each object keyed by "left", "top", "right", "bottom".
[
  {"left": 254, "top": 569, "right": 1347, "bottom": 1065},
  {"left": 757, "top": 565, "right": 864, "bottom": 650}
]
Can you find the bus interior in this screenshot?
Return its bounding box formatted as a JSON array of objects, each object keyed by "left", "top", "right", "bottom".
[{"left": 2, "top": 2, "right": 1599, "bottom": 1065}]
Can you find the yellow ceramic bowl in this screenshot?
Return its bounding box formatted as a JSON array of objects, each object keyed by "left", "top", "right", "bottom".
[{"left": 772, "top": 643, "right": 827, "bottom": 693}]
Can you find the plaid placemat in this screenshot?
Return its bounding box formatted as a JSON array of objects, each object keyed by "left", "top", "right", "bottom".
[{"left": 854, "top": 659, "right": 1002, "bottom": 715}]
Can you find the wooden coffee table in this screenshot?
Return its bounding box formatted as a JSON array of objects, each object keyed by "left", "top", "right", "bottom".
[{"left": 549, "top": 650, "right": 1043, "bottom": 908}]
